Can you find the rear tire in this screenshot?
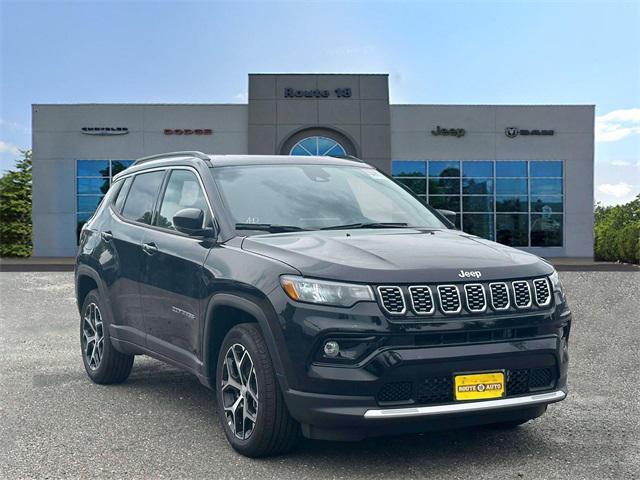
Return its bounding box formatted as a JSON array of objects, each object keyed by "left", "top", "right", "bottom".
[
  {"left": 215, "top": 323, "right": 299, "bottom": 457},
  {"left": 80, "top": 289, "right": 134, "bottom": 384}
]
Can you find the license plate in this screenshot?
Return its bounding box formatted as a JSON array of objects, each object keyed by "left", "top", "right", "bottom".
[{"left": 454, "top": 371, "right": 505, "bottom": 401}]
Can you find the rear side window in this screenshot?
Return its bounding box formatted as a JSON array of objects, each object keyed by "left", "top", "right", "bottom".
[
  {"left": 113, "top": 176, "right": 133, "bottom": 213},
  {"left": 156, "top": 170, "right": 210, "bottom": 230},
  {"left": 121, "top": 171, "right": 165, "bottom": 224}
]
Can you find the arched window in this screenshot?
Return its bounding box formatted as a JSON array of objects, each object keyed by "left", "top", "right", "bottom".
[{"left": 289, "top": 136, "right": 347, "bottom": 157}]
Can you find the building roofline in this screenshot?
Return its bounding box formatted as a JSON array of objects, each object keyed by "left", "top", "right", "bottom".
[
  {"left": 32, "top": 102, "right": 595, "bottom": 107},
  {"left": 248, "top": 72, "right": 388, "bottom": 76}
]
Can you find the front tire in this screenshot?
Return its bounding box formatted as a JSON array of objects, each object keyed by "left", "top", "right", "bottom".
[
  {"left": 215, "top": 323, "right": 299, "bottom": 457},
  {"left": 80, "top": 289, "right": 134, "bottom": 384}
]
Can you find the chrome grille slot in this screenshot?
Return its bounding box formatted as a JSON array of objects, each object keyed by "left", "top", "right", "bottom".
[
  {"left": 512, "top": 280, "right": 532, "bottom": 309},
  {"left": 489, "top": 282, "right": 510, "bottom": 311},
  {"left": 437, "top": 285, "right": 461, "bottom": 314},
  {"left": 408, "top": 286, "right": 435, "bottom": 315},
  {"left": 377, "top": 286, "right": 406, "bottom": 315},
  {"left": 533, "top": 278, "right": 551, "bottom": 307},
  {"left": 464, "top": 284, "right": 487, "bottom": 313}
]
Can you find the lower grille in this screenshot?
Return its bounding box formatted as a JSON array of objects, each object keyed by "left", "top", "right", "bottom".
[{"left": 376, "top": 367, "right": 556, "bottom": 406}]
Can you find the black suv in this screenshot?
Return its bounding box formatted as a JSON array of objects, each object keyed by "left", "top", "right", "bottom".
[{"left": 75, "top": 151, "right": 570, "bottom": 457}]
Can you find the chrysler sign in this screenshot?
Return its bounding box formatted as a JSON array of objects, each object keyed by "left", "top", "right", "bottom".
[
  {"left": 81, "top": 127, "right": 129, "bottom": 136},
  {"left": 164, "top": 129, "right": 212, "bottom": 135},
  {"left": 284, "top": 88, "right": 352, "bottom": 98}
]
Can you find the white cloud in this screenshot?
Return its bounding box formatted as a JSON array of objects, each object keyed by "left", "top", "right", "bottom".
[
  {"left": 595, "top": 108, "right": 640, "bottom": 142},
  {"left": 0, "top": 140, "right": 21, "bottom": 156},
  {"left": 597, "top": 182, "right": 633, "bottom": 198},
  {"left": 232, "top": 92, "right": 248, "bottom": 103},
  {"left": 610, "top": 160, "right": 632, "bottom": 167}
]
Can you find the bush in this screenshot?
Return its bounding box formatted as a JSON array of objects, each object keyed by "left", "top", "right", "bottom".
[
  {"left": 594, "top": 194, "right": 640, "bottom": 264},
  {"left": 0, "top": 150, "right": 32, "bottom": 257}
]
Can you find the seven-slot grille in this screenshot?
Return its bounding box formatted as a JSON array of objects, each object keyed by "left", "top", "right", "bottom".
[
  {"left": 377, "top": 286, "right": 406, "bottom": 314},
  {"left": 533, "top": 278, "right": 552, "bottom": 306},
  {"left": 376, "top": 277, "right": 553, "bottom": 316},
  {"left": 408, "top": 286, "right": 435, "bottom": 315},
  {"left": 464, "top": 284, "right": 487, "bottom": 312},
  {"left": 437, "top": 285, "right": 462, "bottom": 314},
  {"left": 489, "top": 282, "right": 510, "bottom": 310},
  {"left": 512, "top": 281, "right": 532, "bottom": 308}
]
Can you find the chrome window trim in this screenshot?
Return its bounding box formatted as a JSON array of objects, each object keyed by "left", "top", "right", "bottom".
[
  {"left": 463, "top": 283, "right": 487, "bottom": 313},
  {"left": 512, "top": 280, "right": 533, "bottom": 309},
  {"left": 376, "top": 286, "right": 407, "bottom": 315},
  {"left": 437, "top": 284, "right": 462, "bottom": 314},
  {"left": 488, "top": 282, "right": 511, "bottom": 311},
  {"left": 533, "top": 277, "right": 552, "bottom": 307},
  {"left": 408, "top": 285, "right": 435, "bottom": 315},
  {"left": 364, "top": 390, "right": 566, "bottom": 419}
]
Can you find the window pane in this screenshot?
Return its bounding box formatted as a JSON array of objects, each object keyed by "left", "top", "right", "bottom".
[
  {"left": 496, "top": 214, "right": 528, "bottom": 246},
  {"left": 77, "top": 195, "right": 104, "bottom": 213},
  {"left": 531, "top": 178, "right": 563, "bottom": 195},
  {"left": 463, "top": 214, "right": 494, "bottom": 240},
  {"left": 531, "top": 214, "right": 563, "bottom": 246},
  {"left": 429, "top": 178, "right": 460, "bottom": 195},
  {"left": 111, "top": 160, "right": 134, "bottom": 176},
  {"left": 121, "top": 171, "right": 165, "bottom": 224},
  {"left": 428, "top": 195, "right": 460, "bottom": 212},
  {"left": 496, "top": 195, "right": 528, "bottom": 212},
  {"left": 463, "top": 196, "right": 493, "bottom": 212},
  {"left": 496, "top": 178, "right": 528, "bottom": 195},
  {"left": 462, "top": 161, "right": 493, "bottom": 177},
  {"left": 531, "top": 161, "right": 562, "bottom": 177},
  {"left": 496, "top": 161, "right": 527, "bottom": 177},
  {"left": 77, "top": 177, "right": 110, "bottom": 195},
  {"left": 113, "top": 177, "right": 133, "bottom": 213},
  {"left": 392, "top": 161, "right": 426, "bottom": 177},
  {"left": 429, "top": 161, "right": 460, "bottom": 177},
  {"left": 463, "top": 177, "right": 493, "bottom": 194},
  {"left": 156, "top": 170, "right": 209, "bottom": 230},
  {"left": 291, "top": 145, "right": 309, "bottom": 156},
  {"left": 77, "top": 160, "right": 109, "bottom": 177},
  {"left": 531, "top": 195, "right": 563, "bottom": 213},
  {"left": 396, "top": 178, "right": 426, "bottom": 195}
]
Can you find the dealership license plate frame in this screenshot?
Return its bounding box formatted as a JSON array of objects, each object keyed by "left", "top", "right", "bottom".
[{"left": 454, "top": 370, "right": 506, "bottom": 401}]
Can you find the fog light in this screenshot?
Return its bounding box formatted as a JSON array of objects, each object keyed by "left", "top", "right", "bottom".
[{"left": 323, "top": 341, "right": 340, "bottom": 358}]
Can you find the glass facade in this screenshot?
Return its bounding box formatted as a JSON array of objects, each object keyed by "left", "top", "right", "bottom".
[
  {"left": 392, "top": 160, "right": 564, "bottom": 247},
  {"left": 76, "top": 160, "right": 134, "bottom": 240},
  {"left": 290, "top": 136, "right": 347, "bottom": 156}
]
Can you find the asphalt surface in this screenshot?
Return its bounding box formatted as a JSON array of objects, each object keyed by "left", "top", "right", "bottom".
[{"left": 1, "top": 271, "right": 638, "bottom": 479}]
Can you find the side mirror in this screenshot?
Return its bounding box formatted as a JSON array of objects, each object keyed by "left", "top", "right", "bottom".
[
  {"left": 173, "top": 208, "right": 214, "bottom": 237},
  {"left": 436, "top": 209, "right": 457, "bottom": 229}
]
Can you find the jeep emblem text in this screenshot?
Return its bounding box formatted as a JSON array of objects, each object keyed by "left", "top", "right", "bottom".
[{"left": 458, "top": 270, "right": 482, "bottom": 279}]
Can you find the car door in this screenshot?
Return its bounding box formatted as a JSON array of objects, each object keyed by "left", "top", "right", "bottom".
[
  {"left": 104, "top": 170, "right": 166, "bottom": 347},
  {"left": 140, "top": 168, "right": 214, "bottom": 370}
]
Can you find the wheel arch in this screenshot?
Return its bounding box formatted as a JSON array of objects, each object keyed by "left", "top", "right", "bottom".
[
  {"left": 203, "top": 293, "right": 290, "bottom": 392},
  {"left": 75, "top": 265, "right": 107, "bottom": 313}
]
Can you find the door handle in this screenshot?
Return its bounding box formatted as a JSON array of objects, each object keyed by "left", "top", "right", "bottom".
[
  {"left": 142, "top": 242, "right": 158, "bottom": 255},
  {"left": 101, "top": 231, "right": 113, "bottom": 242}
]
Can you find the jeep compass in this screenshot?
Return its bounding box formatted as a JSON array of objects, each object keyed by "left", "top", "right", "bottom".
[{"left": 75, "top": 151, "right": 570, "bottom": 457}]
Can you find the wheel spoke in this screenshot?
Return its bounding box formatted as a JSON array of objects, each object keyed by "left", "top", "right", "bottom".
[{"left": 82, "top": 302, "right": 104, "bottom": 371}]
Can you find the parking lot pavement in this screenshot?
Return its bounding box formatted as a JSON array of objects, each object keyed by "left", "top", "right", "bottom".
[{"left": 1, "top": 271, "right": 639, "bottom": 479}]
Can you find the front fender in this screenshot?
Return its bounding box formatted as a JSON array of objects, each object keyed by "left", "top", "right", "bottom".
[{"left": 202, "top": 292, "right": 293, "bottom": 392}]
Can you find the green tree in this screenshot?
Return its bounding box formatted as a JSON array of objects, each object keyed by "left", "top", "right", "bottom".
[
  {"left": 594, "top": 194, "right": 640, "bottom": 264},
  {"left": 0, "top": 149, "right": 32, "bottom": 257}
]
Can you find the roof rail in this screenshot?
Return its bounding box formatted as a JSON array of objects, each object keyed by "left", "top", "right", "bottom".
[
  {"left": 132, "top": 151, "right": 210, "bottom": 166},
  {"left": 330, "top": 154, "right": 365, "bottom": 163}
]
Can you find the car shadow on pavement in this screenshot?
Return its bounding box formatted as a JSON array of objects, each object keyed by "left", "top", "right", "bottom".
[{"left": 119, "top": 359, "right": 561, "bottom": 475}]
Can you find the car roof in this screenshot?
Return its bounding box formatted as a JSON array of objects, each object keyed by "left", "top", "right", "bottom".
[{"left": 206, "top": 155, "right": 371, "bottom": 168}]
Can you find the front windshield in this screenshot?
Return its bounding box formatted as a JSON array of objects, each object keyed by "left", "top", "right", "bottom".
[{"left": 211, "top": 164, "right": 446, "bottom": 232}]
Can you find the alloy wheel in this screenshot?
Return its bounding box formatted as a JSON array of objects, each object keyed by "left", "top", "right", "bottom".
[
  {"left": 221, "top": 343, "right": 259, "bottom": 440},
  {"left": 82, "top": 303, "right": 104, "bottom": 370}
]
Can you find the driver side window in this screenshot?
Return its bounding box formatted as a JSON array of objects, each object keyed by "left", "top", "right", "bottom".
[{"left": 155, "top": 170, "right": 210, "bottom": 231}]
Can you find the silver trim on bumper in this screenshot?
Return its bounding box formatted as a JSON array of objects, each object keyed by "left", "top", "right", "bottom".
[{"left": 364, "top": 390, "right": 566, "bottom": 419}]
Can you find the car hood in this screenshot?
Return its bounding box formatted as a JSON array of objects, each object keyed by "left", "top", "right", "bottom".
[{"left": 241, "top": 228, "right": 553, "bottom": 283}]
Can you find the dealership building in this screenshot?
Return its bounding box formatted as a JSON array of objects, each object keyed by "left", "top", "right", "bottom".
[{"left": 32, "top": 73, "right": 595, "bottom": 258}]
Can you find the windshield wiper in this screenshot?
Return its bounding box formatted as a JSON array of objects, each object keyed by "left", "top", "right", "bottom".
[
  {"left": 320, "top": 222, "right": 410, "bottom": 230},
  {"left": 235, "top": 223, "right": 312, "bottom": 233}
]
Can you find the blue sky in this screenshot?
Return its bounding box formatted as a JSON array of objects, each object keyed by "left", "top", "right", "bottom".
[{"left": 1, "top": 0, "right": 638, "bottom": 205}]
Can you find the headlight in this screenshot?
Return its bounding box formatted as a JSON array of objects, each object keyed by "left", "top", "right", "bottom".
[
  {"left": 549, "top": 269, "right": 565, "bottom": 296},
  {"left": 280, "top": 275, "right": 374, "bottom": 307}
]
